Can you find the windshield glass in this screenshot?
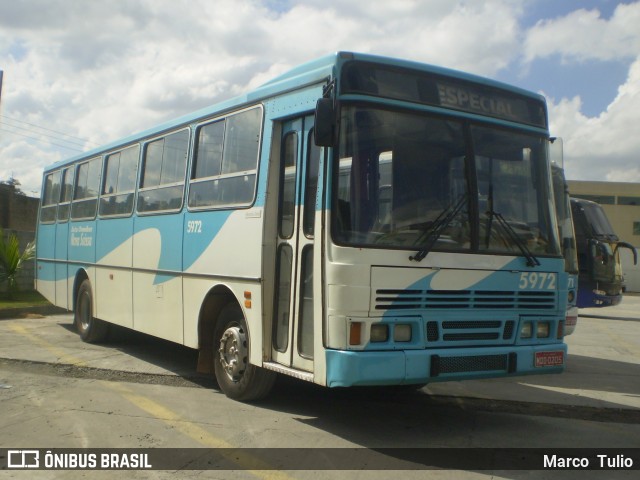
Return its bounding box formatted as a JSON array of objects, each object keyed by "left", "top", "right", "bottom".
[
  {"left": 333, "top": 105, "right": 559, "bottom": 257},
  {"left": 581, "top": 202, "right": 617, "bottom": 239}
]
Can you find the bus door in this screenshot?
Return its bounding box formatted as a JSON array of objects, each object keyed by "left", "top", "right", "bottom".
[
  {"left": 271, "top": 115, "right": 320, "bottom": 372},
  {"left": 55, "top": 166, "right": 74, "bottom": 309}
]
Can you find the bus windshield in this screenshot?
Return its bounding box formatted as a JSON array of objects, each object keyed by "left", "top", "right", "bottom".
[
  {"left": 580, "top": 201, "right": 617, "bottom": 240},
  {"left": 333, "top": 105, "right": 559, "bottom": 258}
]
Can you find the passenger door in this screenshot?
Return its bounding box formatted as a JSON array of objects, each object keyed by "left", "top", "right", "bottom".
[{"left": 271, "top": 115, "right": 320, "bottom": 372}]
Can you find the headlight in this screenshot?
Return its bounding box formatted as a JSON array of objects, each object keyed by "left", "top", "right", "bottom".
[
  {"left": 520, "top": 322, "right": 533, "bottom": 339},
  {"left": 536, "top": 322, "right": 550, "bottom": 338},
  {"left": 394, "top": 324, "right": 412, "bottom": 342},
  {"left": 370, "top": 324, "right": 389, "bottom": 342}
]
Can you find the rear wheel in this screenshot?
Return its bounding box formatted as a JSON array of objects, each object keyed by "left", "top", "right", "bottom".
[
  {"left": 74, "top": 279, "right": 109, "bottom": 343},
  {"left": 213, "top": 303, "right": 276, "bottom": 401}
]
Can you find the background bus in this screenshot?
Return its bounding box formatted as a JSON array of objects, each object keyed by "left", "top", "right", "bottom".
[
  {"left": 37, "top": 52, "right": 568, "bottom": 401},
  {"left": 571, "top": 197, "right": 638, "bottom": 307}
]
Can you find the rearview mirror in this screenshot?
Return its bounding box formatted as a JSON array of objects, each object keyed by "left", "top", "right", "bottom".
[{"left": 314, "top": 98, "right": 335, "bottom": 147}]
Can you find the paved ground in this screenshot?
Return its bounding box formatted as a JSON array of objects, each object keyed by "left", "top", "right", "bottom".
[{"left": 0, "top": 295, "right": 639, "bottom": 412}]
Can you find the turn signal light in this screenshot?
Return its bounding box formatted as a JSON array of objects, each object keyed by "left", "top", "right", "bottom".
[{"left": 349, "top": 322, "right": 362, "bottom": 345}]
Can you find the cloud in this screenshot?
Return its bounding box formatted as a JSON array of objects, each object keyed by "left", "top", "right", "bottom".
[
  {"left": 547, "top": 55, "right": 640, "bottom": 182},
  {"left": 524, "top": 2, "right": 640, "bottom": 63},
  {"left": 1, "top": 0, "right": 639, "bottom": 196}
]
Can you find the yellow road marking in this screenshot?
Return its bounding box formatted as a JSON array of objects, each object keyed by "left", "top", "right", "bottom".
[
  {"left": 8, "top": 321, "right": 295, "bottom": 479},
  {"left": 9, "top": 324, "right": 87, "bottom": 366},
  {"left": 106, "top": 382, "right": 294, "bottom": 479}
]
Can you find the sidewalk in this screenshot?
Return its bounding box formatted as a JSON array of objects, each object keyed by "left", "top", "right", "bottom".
[{"left": 579, "top": 293, "right": 640, "bottom": 321}]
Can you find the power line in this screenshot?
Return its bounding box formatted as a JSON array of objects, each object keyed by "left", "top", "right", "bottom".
[
  {"left": 0, "top": 127, "right": 84, "bottom": 152},
  {"left": 0, "top": 114, "right": 100, "bottom": 147},
  {"left": 0, "top": 121, "right": 88, "bottom": 148}
]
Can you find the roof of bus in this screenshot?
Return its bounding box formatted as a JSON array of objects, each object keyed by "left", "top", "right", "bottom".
[{"left": 44, "top": 51, "right": 545, "bottom": 172}]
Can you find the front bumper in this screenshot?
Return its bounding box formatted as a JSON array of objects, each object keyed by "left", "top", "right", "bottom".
[{"left": 326, "top": 344, "right": 567, "bottom": 387}]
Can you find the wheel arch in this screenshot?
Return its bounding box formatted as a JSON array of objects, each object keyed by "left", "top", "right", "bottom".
[
  {"left": 196, "top": 284, "right": 241, "bottom": 375},
  {"left": 72, "top": 268, "right": 90, "bottom": 312}
]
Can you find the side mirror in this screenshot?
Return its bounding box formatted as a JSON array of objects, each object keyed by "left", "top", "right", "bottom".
[
  {"left": 549, "top": 137, "right": 564, "bottom": 168},
  {"left": 615, "top": 241, "right": 638, "bottom": 265},
  {"left": 314, "top": 98, "right": 335, "bottom": 147}
]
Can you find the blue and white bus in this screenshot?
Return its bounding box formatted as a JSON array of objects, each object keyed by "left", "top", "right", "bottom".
[{"left": 36, "top": 52, "right": 568, "bottom": 401}]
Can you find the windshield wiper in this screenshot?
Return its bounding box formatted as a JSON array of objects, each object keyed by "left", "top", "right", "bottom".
[
  {"left": 410, "top": 194, "right": 467, "bottom": 262},
  {"left": 487, "top": 210, "right": 541, "bottom": 267}
]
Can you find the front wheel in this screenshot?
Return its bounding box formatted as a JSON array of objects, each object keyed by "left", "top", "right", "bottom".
[
  {"left": 74, "top": 279, "right": 109, "bottom": 343},
  {"left": 213, "top": 303, "right": 276, "bottom": 401}
]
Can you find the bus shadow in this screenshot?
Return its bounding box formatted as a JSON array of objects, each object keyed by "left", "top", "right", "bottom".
[
  {"left": 58, "top": 321, "right": 215, "bottom": 388},
  {"left": 256, "top": 364, "right": 640, "bottom": 476},
  {"left": 57, "top": 317, "right": 640, "bottom": 419}
]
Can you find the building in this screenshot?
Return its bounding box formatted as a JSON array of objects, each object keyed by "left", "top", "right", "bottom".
[
  {"left": 0, "top": 182, "right": 39, "bottom": 232},
  {"left": 567, "top": 180, "right": 640, "bottom": 292}
]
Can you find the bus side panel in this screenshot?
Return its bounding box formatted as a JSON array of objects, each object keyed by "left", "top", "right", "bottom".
[
  {"left": 36, "top": 223, "right": 57, "bottom": 304},
  {"left": 54, "top": 222, "right": 69, "bottom": 309},
  {"left": 95, "top": 217, "right": 134, "bottom": 328},
  {"left": 183, "top": 209, "right": 264, "bottom": 362},
  {"left": 132, "top": 215, "right": 184, "bottom": 343}
]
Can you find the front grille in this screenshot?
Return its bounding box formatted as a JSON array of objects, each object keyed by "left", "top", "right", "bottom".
[
  {"left": 426, "top": 319, "right": 512, "bottom": 343},
  {"left": 442, "top": 320, "right": 501, "bottom": 329},
  {"left": 442, "top": 332, "right": 499, "bottom": 341},
  {"left": 503, "top": 320, "right": 515, "bottom": 340},
  {"left": 426, "top": 321, "right": 439, "bottom": 342},
  {"left": 431, "top": 354, "right": 509, "bottom": 376},
  {"left": 375, "top": 289, "right": 556, "bottom": 311}
]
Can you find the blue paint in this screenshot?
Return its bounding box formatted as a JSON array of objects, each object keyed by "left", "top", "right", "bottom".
[
  {"left": 326, "top": 343, "right": 567, "bottom": 387},
  {"left": 182, "top": 210, "right": 233, "bottom": 271}
]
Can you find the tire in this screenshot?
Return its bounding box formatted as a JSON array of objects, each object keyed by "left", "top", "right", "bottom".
[
  {"left": 74, "top": 279, "right": 109, "bottom": 343},
  {"left": 213, "top": 303, "right": 276, "bottom": 401}
]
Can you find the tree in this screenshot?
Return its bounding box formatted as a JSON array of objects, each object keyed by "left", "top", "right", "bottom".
[
  {"left": 0, "top": 228, "right": 35, "bottom": 299},
  {"left": 1, "top": 177, "right": 25, "bottom": 195}
]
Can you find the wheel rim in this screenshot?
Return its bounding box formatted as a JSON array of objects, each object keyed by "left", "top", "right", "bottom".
[
  {"left": 218, "top": 324, "right": 247, "bottom": 382},
  {"left": 78, "top": 291, "right": 91, "bottom": 330}
]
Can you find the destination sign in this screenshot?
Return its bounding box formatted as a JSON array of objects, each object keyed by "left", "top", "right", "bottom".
[
  {"left": 341, "top": 61, "right": 547, "bottom": 128},
  {"left": 437, "top": 83, "right": 518, "bottom": 120}
]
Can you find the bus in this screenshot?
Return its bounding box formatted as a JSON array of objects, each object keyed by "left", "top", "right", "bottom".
[
  {"left": 571, "top": 197, "right": 637, "bottom": 308},
  {"left": 550, "top": 159, "right": 579, "bottom": 334},
  {"left": 36, "top": 52, "right": 568, "bottom": 401}
]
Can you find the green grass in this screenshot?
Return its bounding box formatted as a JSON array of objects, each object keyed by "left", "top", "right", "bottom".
[{"left": 0, "top": 290, "right": 51, "bottom": 310}]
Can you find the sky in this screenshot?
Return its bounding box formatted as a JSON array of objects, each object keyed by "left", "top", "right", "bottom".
[{"left": 1, "top": 0, "right": 639, "bottom": 197}]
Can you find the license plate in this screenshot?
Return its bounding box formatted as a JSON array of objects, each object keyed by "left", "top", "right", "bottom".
[{"left": 535, "top": 351, "right": 564, "bottom": 367}]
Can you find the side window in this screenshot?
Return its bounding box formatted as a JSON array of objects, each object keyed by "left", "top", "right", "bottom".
[
  {"left": 137, "top": 129, "right": 190, "bottom": 213},
  {"left": 279, "top": 132, "right": 297, "bottom": 239},
  {"left": 40, "top": 171, "right": 61, "bottom": 223},
  {"left": 100, "top": 145, "right": 140, "bottom": 217},
  {"left": 71, "top": 157, "right": 101, "bottom": 220},
  {"left": 188, "top": 107, "right": 262, "bottom": 209},
  {"left": 57, "top": 167, "right": 74, "bottom": 222},
  {"left": 303, "top": 129, "right": 321, "bottom": 237}
]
